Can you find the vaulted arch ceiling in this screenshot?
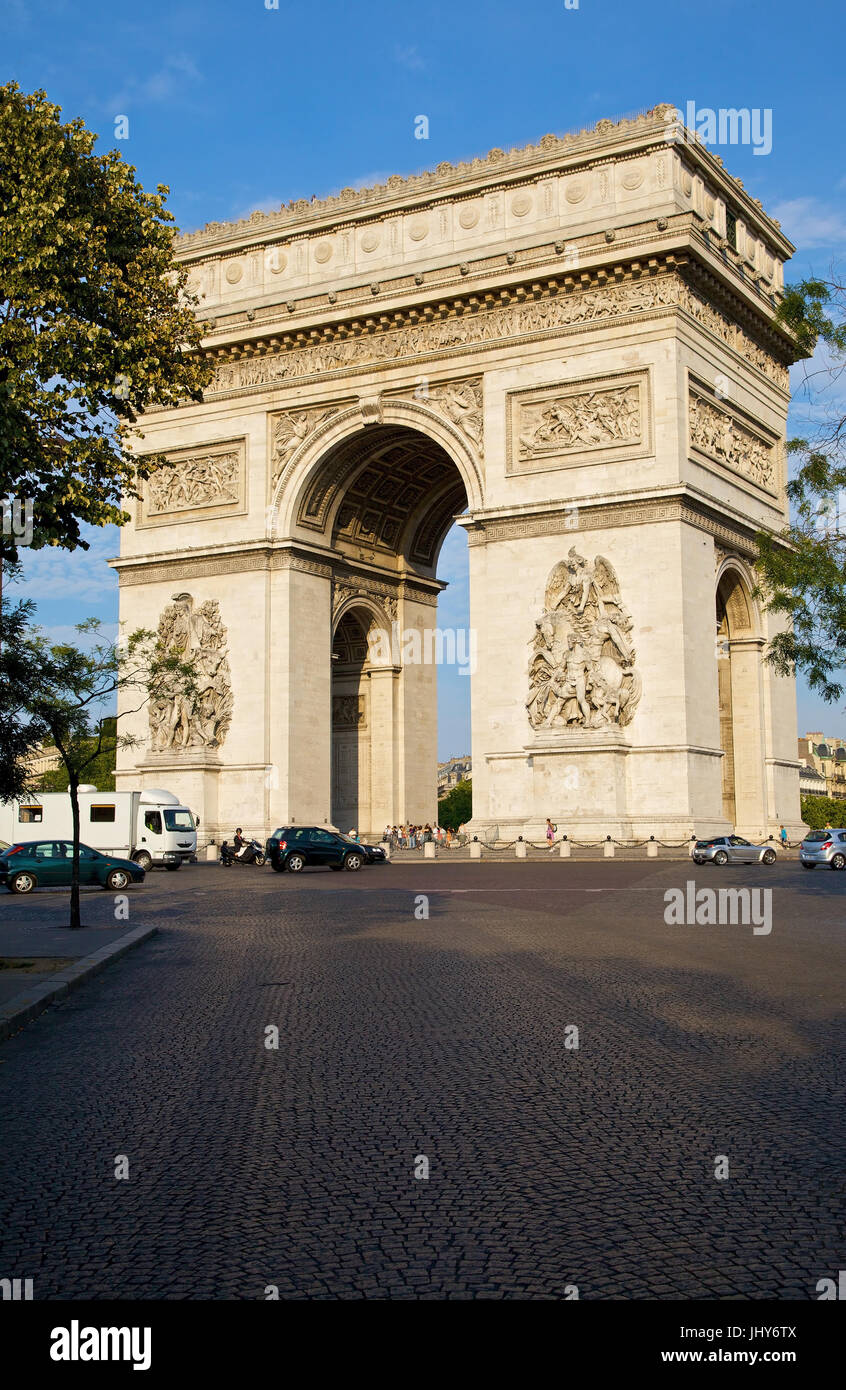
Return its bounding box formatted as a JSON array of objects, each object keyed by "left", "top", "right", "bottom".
[{"left": 298, "top": 425, "right": 468, "bottom": 571}]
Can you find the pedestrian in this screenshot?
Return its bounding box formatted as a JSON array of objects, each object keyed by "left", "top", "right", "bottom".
[
  {"left": 546, "top": 817, "right": 557, "bottom": 851},
  {"left": 779, "top": 824, "right": 788, "bottom": 847},
  {"left": 446, "top": 826, "right": 453, "bottom": 848}
]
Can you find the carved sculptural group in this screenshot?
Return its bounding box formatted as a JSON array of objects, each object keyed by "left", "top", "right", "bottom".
[
  {"left": 148, "top": 593, "right": 234, "bottom": 752},
  {"left": 527, "top": 550, "right": 642, "bottom": 731}
]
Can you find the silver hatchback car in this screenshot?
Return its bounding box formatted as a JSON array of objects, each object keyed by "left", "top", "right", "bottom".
[
  {"left": 692, "top": 835, "right": 777, "bottom": 866},
  {"left": 799, "top": 829, "right": 846, "bottom": 871}
]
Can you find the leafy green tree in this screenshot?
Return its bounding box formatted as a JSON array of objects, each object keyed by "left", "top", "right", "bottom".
[
  {"left": 438, "top": 779, "right": 472, "bottom": 830},
  {"left": 0, "top": 561, "right": 50, "bottom": 801},
  {"left": 755, "top": 276, "right": 846, "bottom": 700},
  {"left": 800, "top": 795, "right": 846, "bottom": 830},
  {"left": 6, "top": 617, "right": 194, "bottom": 929},
  {"left": 38, "top": 717, "right": 116, "bottom": 792},
  {"left": 0, "top": 82, "right": 210, "bottom": 573}
]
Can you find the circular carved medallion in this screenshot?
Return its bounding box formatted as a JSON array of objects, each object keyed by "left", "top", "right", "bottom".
[
  {"left": 565, "top": 180, "right": 587, "bottom": 204},
  {"left": 267, "top": 249, "right": 287, "bottom": 275},
  {"left": 314, "top": 241, "right": 333, "bottom": 264},
  {"left": 361, "top": 229, "right": 381, "bottom": 253},
  {"left": 224, "top": 260, "right": 244, "bottom": 284},
  {"left": 622, "top": 165, "right": 644, "bottom": 190},
  {"left": 511, "top": 193, "right": 533, "bottom": 217},
  {"left": 408, "top": 220, "right": 429, "bottom": 241},
  {"left": 458, "top": 203, "right": 480, "bottom": 229}
]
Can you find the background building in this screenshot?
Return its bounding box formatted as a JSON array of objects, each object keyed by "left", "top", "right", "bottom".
[
  {"left": 22, "top": 742, "right": 62, "bottom": 783},
  {"left": 798, "top": 734, "right": 846, "bottom": 802},
  {"left": 438, "top": 755, "right": 472, "bottom": 798}
]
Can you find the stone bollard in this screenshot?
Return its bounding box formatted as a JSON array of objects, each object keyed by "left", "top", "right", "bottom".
[
  {"left": 647, "top": 841, "right": 658, "bottom": 858},
  {"left": 603, "top": 842, "right": 615, "bottom": 858},
  {"left": 559, "top": 841, "right": 571, "bottom": 858},
  {"left": 515, "top": 840, "right": 527, "bottom": 859},
  {"left": 205, "top": 844, "right": 218, "bottom": 862},
  {"left": 380, "top": 841, "right": 392, "bottom": 860},
  {"left": 424, "top": 841, "right": 436, "bottom": 859},
  {"left": 470, "top": 841, "right": 482, "bottom": 859}
]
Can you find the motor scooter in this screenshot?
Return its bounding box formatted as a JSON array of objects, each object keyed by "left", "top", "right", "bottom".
[{"left": 219, "top": 838, "right": 266, "bottom": 867}]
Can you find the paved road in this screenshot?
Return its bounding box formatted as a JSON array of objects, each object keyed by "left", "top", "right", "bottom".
[{"left": 0, "top": 860, "right": 843, "bottom": 1299}]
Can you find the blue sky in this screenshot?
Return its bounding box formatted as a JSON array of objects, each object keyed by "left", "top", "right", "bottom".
[{"left": 4, "top": 0, "right": 846, "bottom": 756}]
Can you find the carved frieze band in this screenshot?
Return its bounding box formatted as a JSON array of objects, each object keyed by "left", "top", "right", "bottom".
[
  {"left": 463, "top": 498, "right": 761, "bottom": 556},
  {"left": 207, "top": 271, "right": 789, "bottom": 398},
  {"left": 138, "top": 439, "right": 246, "bottom": 527},
  {"left": 688, "top": 381, "right": 777, "bottom": 493},
  {"left": 508, "top": 370, "right": 649, "bottom": 474}
]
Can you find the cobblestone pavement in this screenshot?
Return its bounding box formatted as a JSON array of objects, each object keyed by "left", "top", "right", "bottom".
[{"left": 0, "top": 860, "right": 843, "bottom": 1300}]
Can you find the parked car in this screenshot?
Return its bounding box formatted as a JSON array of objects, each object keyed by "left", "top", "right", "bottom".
[
  {"left": 799, "top": 829, "right": 846, "bottom": 871},
  {"left": 692, "top": 835, "right": 777, "bottom": 866},
  {"left": 0, "top": 840, "right": 146, "bottom": 894},
  {"left": 265, "top": 827, "right": 387, "bottom": 873}
]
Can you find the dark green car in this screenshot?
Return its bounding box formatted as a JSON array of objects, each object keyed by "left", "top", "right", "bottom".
[{"left": 0, "top": 840, "right": 146, "bottom": 894}]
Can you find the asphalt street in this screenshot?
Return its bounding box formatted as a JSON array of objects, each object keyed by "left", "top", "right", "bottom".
[{"left": 0, "top": 858, "right": 843, "bottom": 1299}]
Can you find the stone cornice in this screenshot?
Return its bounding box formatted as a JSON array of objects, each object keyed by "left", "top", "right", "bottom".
[
  {"left": 459, "top": 486, "right": 770, "bottom": 555},
  {"left": 145, "top": 253, "right": 791, "bottom": 418},
  {"left": 192, "top": 210, "right": 790, "bottom": 358},
  {"left": 110, "top": 539, "right": 444, "bottom": 600},
  {"left": 175, "top": 105, "right": 792, "bottom": 261}
]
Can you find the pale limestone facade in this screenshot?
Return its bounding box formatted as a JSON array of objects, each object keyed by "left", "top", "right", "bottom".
[{"left": 113, "top": 105, "right": 805, "bottom": 843}]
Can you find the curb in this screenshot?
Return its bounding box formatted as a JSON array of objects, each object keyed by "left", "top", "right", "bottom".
[{"left": 0, "top": 923, "right": 159, "bottom": 1043}]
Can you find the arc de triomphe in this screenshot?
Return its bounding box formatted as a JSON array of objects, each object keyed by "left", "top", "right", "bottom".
[{"left": 113, "top": 105, "right": 805, "bottom": 843}]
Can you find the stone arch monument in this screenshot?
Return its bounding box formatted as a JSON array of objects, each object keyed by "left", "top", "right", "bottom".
[{"left": 113, "top": 105, "right": 805, "bottom": 842}]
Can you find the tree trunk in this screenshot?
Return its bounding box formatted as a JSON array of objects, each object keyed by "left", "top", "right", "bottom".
[{"left": 69, "top": 774, "right": 81, "bottom": 930}]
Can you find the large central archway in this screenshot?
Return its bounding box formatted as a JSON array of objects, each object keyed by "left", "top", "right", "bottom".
[{"left": 288, "top": 416, "right": 473, "bottom": 836}]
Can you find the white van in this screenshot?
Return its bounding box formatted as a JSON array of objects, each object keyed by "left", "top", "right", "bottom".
[{"left": 0, "top": 787, "right": 197, "bottom": 870}]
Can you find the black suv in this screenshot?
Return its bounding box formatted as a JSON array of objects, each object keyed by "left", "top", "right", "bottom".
[{"left": 265, "top": 827, "right": 386, "bottom": 873}]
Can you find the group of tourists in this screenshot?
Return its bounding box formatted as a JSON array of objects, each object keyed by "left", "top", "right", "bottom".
[{"left": 384, "top": 824, "right": 468, "bottom": 850}]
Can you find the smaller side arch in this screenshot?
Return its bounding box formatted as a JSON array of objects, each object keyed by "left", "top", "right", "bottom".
[{"left": 716, "top": 558, "right": 760, "bottom": 637}]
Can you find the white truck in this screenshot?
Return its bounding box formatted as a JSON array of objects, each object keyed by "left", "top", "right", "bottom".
[{"left": 0, "top": 787, "right": 197, "bottom": 871}]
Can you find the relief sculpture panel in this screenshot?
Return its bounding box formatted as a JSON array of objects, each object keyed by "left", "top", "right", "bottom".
[
  {"left": 688, "top": 382, "right": 776, "bottom": 492},
  {"left": 149, "top": 593, "right": 234, "bottom": 752},
  {"left": 508, "top": 372, "right": 650, "bottom": 475},
  {"left": 139, "top": 439, "right": 246, "bottom": 527},
  {"left": 527, "top": 550, "right": 642, "bottom": 730}
]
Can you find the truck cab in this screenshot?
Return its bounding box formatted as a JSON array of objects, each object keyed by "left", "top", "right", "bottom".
[{"left": 132, "top": 790, "right": 197, "bottom": 870}]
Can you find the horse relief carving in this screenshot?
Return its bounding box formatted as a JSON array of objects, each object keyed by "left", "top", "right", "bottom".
[
  {"left": 149, "top": 593, "right": 234, "bottom": 752},
  {"left": 527, "top": 550, "right": 642, "bottom": 730}
]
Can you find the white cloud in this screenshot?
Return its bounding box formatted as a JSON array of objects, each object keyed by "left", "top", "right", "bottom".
[
  {"left": 230, "top": 195, "right": 286, "bottom": 223},
  {"left": 394, "top": 44, "right": 425, "bottom": 71},
  {"left": 771, "top": 197, "right": 846, "bottom": 250},
  {"left": 11, "top": 527, "right": 120, "bottom": 608},
  {"left": 107, "top": 54, "right": 202, "bottom": 112}
]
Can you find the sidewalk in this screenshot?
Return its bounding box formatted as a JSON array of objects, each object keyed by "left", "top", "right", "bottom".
[
  {"left": 385, "top": 843, "right": 800, "bottom": 862},
  {"left": 0, "top": 890, "right": 157, "bottom": 1040}
]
